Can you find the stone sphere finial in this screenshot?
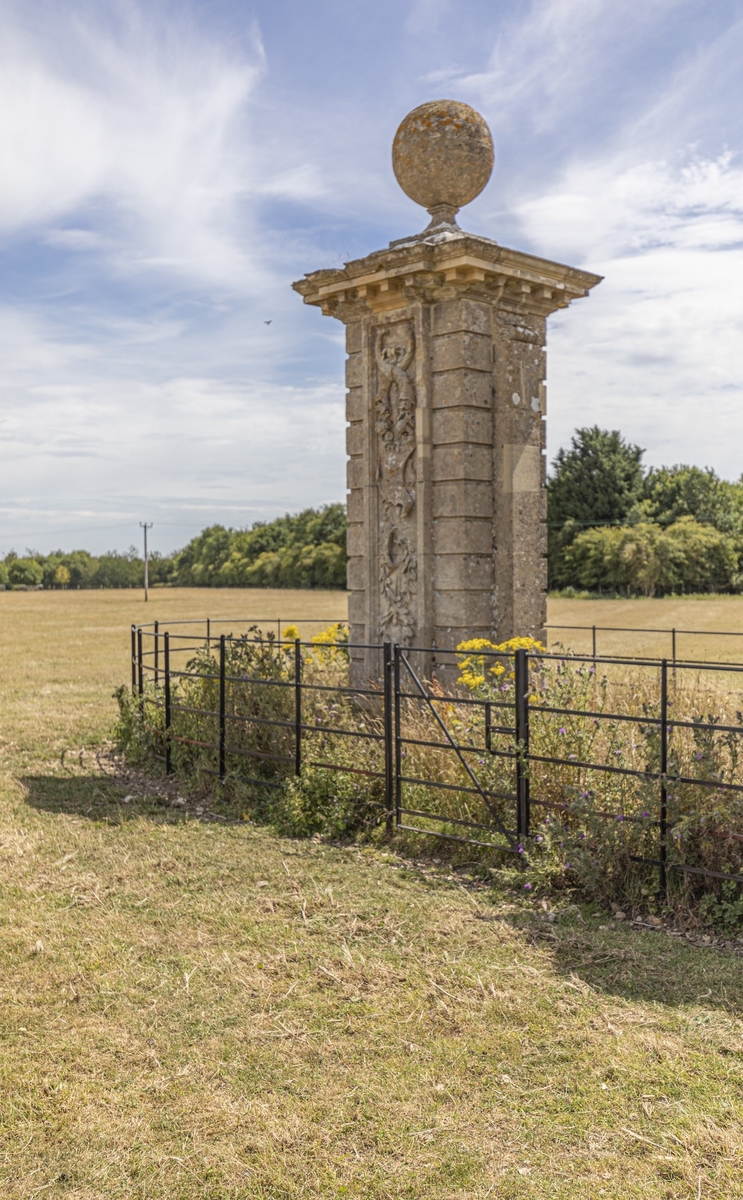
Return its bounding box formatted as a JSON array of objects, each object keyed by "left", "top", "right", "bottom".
[{"left": 392, "top": 99, "right": 494, "bottom": 229}]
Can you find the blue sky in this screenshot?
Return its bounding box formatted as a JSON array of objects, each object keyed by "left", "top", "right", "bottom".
[{"left": 2, "top": 0, "right": 743, "bottom": 555}]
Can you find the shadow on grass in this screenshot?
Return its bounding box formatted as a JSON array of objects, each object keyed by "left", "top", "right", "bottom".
[
  {"left": 19, "top": 772, "right": 184, "bottom": 824},
  {"left": 503, "top": 912, "right": 743, "bottom": 1014},
  {"left": 20, "top": 772, "right": 743, "bottom": 1014}
]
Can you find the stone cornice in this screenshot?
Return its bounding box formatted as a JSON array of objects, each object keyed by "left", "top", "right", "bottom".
[{"left": 292, "top": 231, "right": 602, "bottom": 320}]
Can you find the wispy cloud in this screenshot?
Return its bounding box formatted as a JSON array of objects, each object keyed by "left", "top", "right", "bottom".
[
  {"left": 2, "top": 0, "right": 743, "bottom": 552},
  {"left": 0, "top": 6, "right": 266, "bottom": 289}
]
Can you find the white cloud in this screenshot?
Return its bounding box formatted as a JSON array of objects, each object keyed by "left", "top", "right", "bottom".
[
  {"left": 516, "top": 149, "right": 743, "bottom": 476},
  {"left": 0, "top": 10, "right": 266, "bottom": 289}
]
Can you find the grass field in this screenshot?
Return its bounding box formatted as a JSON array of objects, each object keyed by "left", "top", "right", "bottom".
[
  {"left": 547, "top": 595, "right": 743, "bottom": 662},
  {"left": 1, "top": 589, "right": 743, "bottom": 1198}
]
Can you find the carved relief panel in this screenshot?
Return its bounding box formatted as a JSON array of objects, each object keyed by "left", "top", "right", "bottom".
[{"left": 374, "top": 320, "right": 418, "bottom": 645}]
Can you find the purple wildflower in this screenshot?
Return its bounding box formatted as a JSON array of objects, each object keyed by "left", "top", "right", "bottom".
[
  {"left": 579, "top": 832, "right": 585, "bottom": 840},
  {"left": 517, "top": 844, "right": 524, "bottom": 854},
  {"left": 524, "top": 882, "right": 532, "bottom": 891},
  {"left": 559, "top": 727, "right": 566, "bottom": 735},
  {"left": 642, "top": 810, "right": 650, "bottom": 818},
  {"left": 535, "top": 835, "right": 543, "bottom": 843},
  {"left": 616, "top": 814, "right": 624, "bottom": 822},
  {"left": 565, "top": 863, "right": 571, "bottom": 869}
]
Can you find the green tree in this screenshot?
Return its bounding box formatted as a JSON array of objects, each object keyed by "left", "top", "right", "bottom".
[
  {"left": 565, "top": 518, "right": 739, "bottom": 597},
  {"left": 8, "top": 558, "right": 43, "bottom": 587},
  {"left": 173, "top": 505, "right": 348, "bottom": 589},
  {"left": 548, "top": 427, "right": 645, "bottom": 587}
]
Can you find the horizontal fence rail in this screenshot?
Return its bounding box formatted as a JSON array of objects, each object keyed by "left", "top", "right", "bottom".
[
  {"left": 545, "top": 622, "right": 743, "bottom": 664},
  {"left": 130, "top": 621, "right": 743, "bottom": 901}
]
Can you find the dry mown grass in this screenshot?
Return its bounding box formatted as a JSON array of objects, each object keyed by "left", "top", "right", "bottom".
[
  {"left": 548, "top": 594, "right": 743, "bottom": 662},
  {"left": 1, "top": 590, "right": 743, "bottom": 1197}
]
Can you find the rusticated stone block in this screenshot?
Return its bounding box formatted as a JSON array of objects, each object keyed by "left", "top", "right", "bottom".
[
  {"left": 346, "top": 322, "right": 362, "bottom": 354},
  {"left": 432, "top": 480, "right": 493, "bottom": 519},
  {"left": 346, "top": 455, "right": 364, "bottom": 490},
  {"left": 346, "top": 523, "right": 365, "bottom": 557},
  {"left": 432, "top": 331, "right": 491, "bottom": 373},
  {"left": 346, "top": 422, "right": 364, "bottom": 457},
  {"left": 346, "top": 489, "right": 364, "bottom": 523},
  {"left": 346, "top": 386, "right": 364, "bottom": 422},
  {"left": 346, "top": 557, "right": 366, "bottom": 591},
  {"left": 432, "top": 442, "right": 492, "bottom": 482},
  {"left": 432, "top": 297, "right": 491, "bottom": 337},
  {"left": 432, "top": 517, "right": 491, "bottom": 555},
  {"left": 348, "top": 590, "right": 365, "bottom": 625},
  {"left": 345, "top": 355, "right": 363, "bottom": 388},
  {"left": 432, "top": 406, "right": 492, "bottom": 447},
  {"left": 434, "top": 589, "right": 492, "bottom": 628},
  {"left": 432, "top": 368, "right": 492, "bottom": 410},
  {"left": 434, "top": 553, "right": 493, "bottom": 592}
]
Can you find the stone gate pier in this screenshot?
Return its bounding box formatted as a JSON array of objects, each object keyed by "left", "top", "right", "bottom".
[{"left": 293, "top": 101, "right": 601, "bottom": 682}]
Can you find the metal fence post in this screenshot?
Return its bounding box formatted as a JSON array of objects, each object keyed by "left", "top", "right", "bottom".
[
  {"left": 137, "top": 627, "right": 144, "bottom": 705},
  {"left": 131, "top": 624, "right": 137, "bottom": 694},
  {"left": 393, "top": 643, "right": 402, "bottom": 828},
  {"left": 383, "top": 642, "right": 393, "bottom": 833},
  {"left": 592, "top": 624, "right": 597, "bottom": 663},
  {"left": 164, "top": 632, "right": 172, "bottom": 775},
  {"left": 514, "top": 649, "right": 530, "bottom": 841},
  {"left": 206, "top": 618, "right": 211, "bottom": 650},
  {"left": 671, "top": 629, "right": 676, "bottom": 663},
  {"left": 154, "top": 620, "right": 159, "bottom": 687},
  {"left": 659, "top": 658, "right": 668, "bottom": 900},
  {"left": 219, "top": 634, "right": 226, "bottom": 782},
  {"left": 294, "top": 638, "right": 302, "bottom": 776}
]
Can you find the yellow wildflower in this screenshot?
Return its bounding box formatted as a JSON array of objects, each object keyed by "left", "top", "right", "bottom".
[{"left": 455, "top": 635, "right": 545, "bottom": 691}]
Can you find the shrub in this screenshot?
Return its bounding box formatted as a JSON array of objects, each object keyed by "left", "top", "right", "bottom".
[{"left": 565, "top": 518, "right": 739, "bottom": 596}]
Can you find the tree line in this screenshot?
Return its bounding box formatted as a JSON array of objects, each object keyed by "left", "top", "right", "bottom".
[
  {"left": 548, "top": 427, "right": 743, "bottom": 596},
  {"left": 0, "top": 504, "right": 347, "bottom": 591}
]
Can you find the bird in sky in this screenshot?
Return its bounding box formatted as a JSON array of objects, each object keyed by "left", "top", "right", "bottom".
[{"left": 264, "top": 320, "right": 272, "bottom": 325}]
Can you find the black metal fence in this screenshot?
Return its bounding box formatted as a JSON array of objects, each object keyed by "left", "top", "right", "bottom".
[
  {"left": 130, "top": 621, "right": 743, "bottom": 900},
  {"left": 546, "top": 621, "right": 743, "bottom": 662}
]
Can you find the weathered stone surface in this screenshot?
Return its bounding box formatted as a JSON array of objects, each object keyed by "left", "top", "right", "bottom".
[
  {"left": 347, "top": 590, "right": 365, "bottom": 625},
  {"left": 433, "top": 518, "right": 492, "bottom": 555},
  {"left": 432, "top": 480, "right": 493, "bottom": 519},
  {"left": 346, "top": 387, "right": 364, "bottom": 422},
  {"left": 434, "top": 589, "right": 492, "bottom": 627},
  {"left": 392, "top": 100, "right": 494, "bottom": 227},
  {"left": 346, "top": 489, "right": 364, "bottom": 523},
  {"left": 432, "top": 368, "right": 492, "bottom": 410},
  {"left": 432, "top": 331, "right": 491, "bottom": 373},
  {"left": 292, "top": 108, "right": 601, "bottom": 680},
  {"left": 432, "top": 298, "right": 491, "bottom": 337},
  {"left": 432, "top": 406, "right": 492, "bottom": 446},
  {"left": 346, "top": 322, "right": 362, "bottom": 354},
  {"left": 346, "top": 456, "right": 364, "bottom": 490},
  {"left": 432, "top": 443, "right": 492, "bottom": 482},
  {"left": 434, "top": 553, "right": 493, "bottom": 591},
  {"left": 346, "top": 523, "right": 365, "bottom": 557},
  {"left": 346, "top": 558, "right": 366, "bottom": 591},
  {"left": 345, "top": 356, "right": 363, "bottom": 388},
  {"left": 346, "top": 422, "right": 364, "bottom": 457}
]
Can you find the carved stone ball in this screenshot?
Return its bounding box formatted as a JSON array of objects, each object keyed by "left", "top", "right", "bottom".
[{"left": 392, "top": 100, "right": 494, "bottom": 220}]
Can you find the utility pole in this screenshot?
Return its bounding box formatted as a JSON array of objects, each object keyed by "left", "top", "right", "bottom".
[{"left": 140, "top": 522, "right": 153, "bottom": 602}]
